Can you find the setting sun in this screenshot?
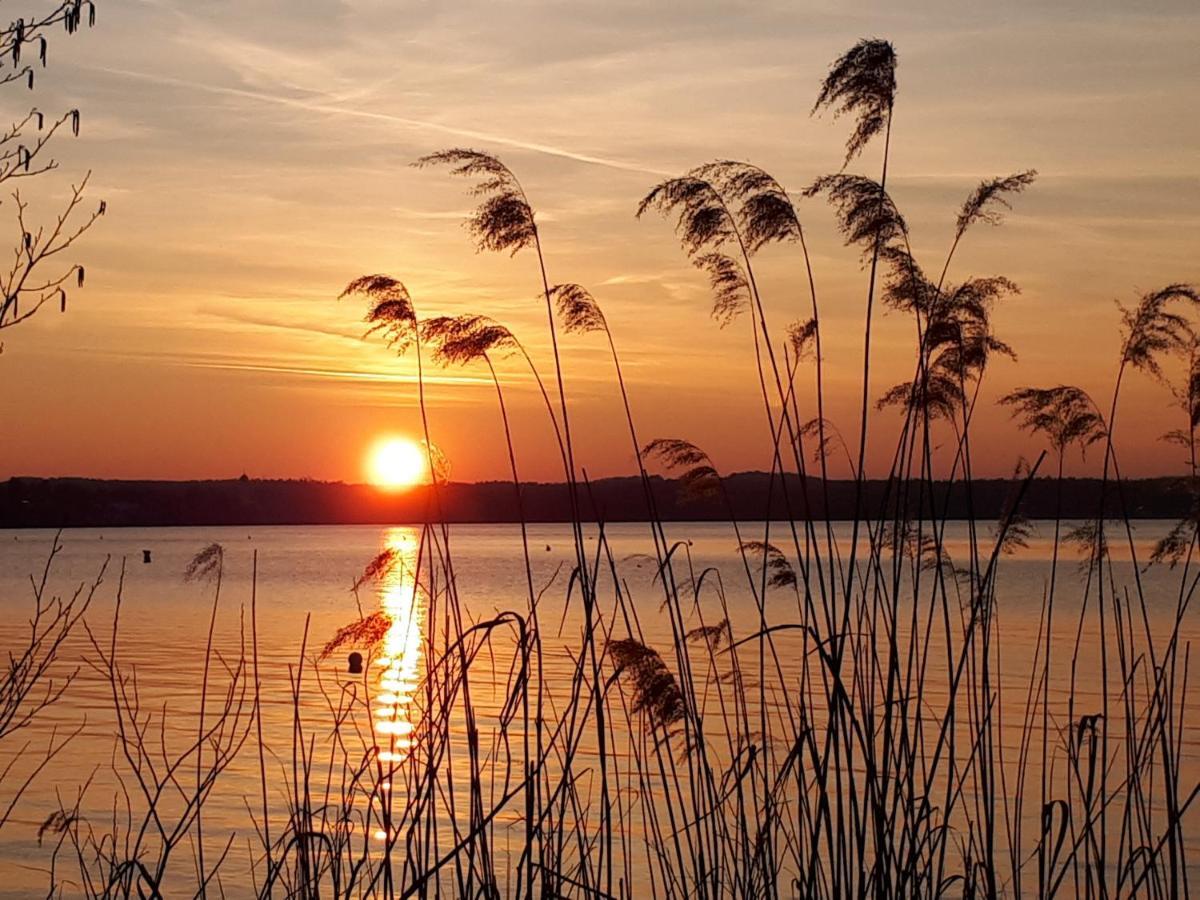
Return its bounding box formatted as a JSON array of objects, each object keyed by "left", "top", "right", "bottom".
[{"left": 367, "top": 437, "right": 427, "bottom": 490}]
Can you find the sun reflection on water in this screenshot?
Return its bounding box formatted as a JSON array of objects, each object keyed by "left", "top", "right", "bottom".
[{"left": 373, "top": 527, "right": 423, "bottom": 763}]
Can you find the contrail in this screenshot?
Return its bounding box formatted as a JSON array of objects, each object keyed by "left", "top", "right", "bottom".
[
  {"left": 181, "top": 358, "right": 494, "bottom": 387},
  {"left": 96, "top": 65, "right": 672, "bottom": 177}
]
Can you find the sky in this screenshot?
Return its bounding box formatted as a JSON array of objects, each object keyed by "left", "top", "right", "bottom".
[{"left": 2, "top": 0, "right": 1198, "bottom": 484}]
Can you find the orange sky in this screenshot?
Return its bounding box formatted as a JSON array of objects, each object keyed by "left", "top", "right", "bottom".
[{"left": 2, "top": 1, "right": 1198, "bottom": 484}]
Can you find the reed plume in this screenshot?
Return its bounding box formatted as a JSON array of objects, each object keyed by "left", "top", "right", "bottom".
[
  {"left": 413, "top": 149, "right": 536, "bottom": 254},
  {"left": 422, "top": 439, "right": 451, "bottom": 485},
  {"left": 638, "top": 175, "right": 737, "bottom": 255},
  {"left": 695, "top": 253, "right": 751, "bottom": 325},
  {"left": 1000, "top": 385, "right": 1106, "bottom": 456},
  {"left": 549, "top": 283, "right": 606, "bottom": 334},
  {"left": 787, "top": 318, "right": 818, "bottom": 360},
  {"left": 931, "top": 170, "right": 1039, "bottom": 296},
  {"left": 994, "top": 460, "right": 1035, "bottom": 556},
  {"left": 881, "top": 520, "right": 954, "bottom": 573},
  {"left": 1148, "top": 513, "right": 1197, "bottom": 569},
  {"left": 642, "top": 438, "right": 721, "bottom": 499},
  {"left": 341, "top": 275, "right": 418, "bottom": 351},
  {"left": 738, "top": 541, "right": 797, "bottom": 589},
  {"left": 955, "top": 170, "right": 1038, "bottom": 241},
  {"left": 1065, "top": 520, "right": 1107, "bottom": 572},
  {"left": 799, "top": 416, "right": 852, "bottom": 468},
  {"left": 1119, "top": 284, "right": 1200, "bottom": 379},
  {"left": 36, "top": 809, "right": 76, "bottom": 847},
  {"left": 319, "top": 611, "right": 392, "bottom": 661},
  {"left": 638, "top": 175, "right": 751, "bottom": 325},
  {"left": 420, "top": 314, "right": 518, "bottom": 364},
  {"left": 183, "top": 543, "right": 224, "bottom": 583},
  {"left": 693, "top": 160, "right": 801, "bottom": 253},
  {"left": 879, "top": 245, "right": 934, "bottom": 314},
  {"left": 812, "top": 38, "right": 897, "bottom": 164},
  {"left": 802, "top": 173, "right": 906, "bottom": 261},
  {"left": 352, "top": 547, "right": 402, "bottom": 592},
  {"left": 878, "top": 276, "right": 1018, "bottom": 419},
  {"left": 684, "top": 619, "right": 731, "bottom": 650},
  {"left": 608, "top": 638, "right": 685, "bottom": 732}
]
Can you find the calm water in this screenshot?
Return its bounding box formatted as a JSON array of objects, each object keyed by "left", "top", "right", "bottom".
[{"left": 0, "top": 521, "right": 1195, "bottom": 895}]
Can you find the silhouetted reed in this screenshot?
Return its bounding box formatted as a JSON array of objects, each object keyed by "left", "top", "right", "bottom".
[
  {"left": 319, "top": 611, "right": 391, "bottom": 661},
  {"left": 607, "top": 638, "right": 686, "bottom": 733},
  {"left": 813, "top": 38, "right": 897, "bottom": 165}
]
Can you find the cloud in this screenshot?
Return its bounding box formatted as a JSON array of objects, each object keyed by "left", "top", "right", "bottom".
[
  {"left": 179, "top": 358, "right": 491, "bottom": 388},
  {"left": 94, "top": 64, "right": 672, "bottom": 177}
]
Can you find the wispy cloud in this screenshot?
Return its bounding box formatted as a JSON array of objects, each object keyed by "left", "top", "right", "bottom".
[
  {"left": 95, "top": 65, "right": 672, "bottom": 177},
  {"left": 179, "top": 358, "right": 492, "bottom": 388}
]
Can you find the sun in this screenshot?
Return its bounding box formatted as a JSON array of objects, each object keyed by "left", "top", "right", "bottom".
[{"left": 367, "top": 437, "right": 428, "bottom": 490}]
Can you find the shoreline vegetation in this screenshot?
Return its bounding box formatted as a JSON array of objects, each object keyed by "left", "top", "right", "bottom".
[
  {"left": 3, "top": 32, "right": 1199, "bottom": 898},
  {"left": 1, "top": 475, "right": 1194, "bottom": 527}
]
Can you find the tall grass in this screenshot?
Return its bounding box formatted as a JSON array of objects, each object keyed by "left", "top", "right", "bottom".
[{"left": 16, "top": 36, "right": 1200, "bottom": 899}]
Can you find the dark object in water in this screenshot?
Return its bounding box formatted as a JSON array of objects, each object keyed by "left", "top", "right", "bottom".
[
  {"left": 545, "top": 544, "right": 551, "bottom": 552},
  {"left": 348, "top": 651, "right": 364, "bottom": 675},
  {"left": 142, "top": 549, "right": 152, "bottom": 564}
]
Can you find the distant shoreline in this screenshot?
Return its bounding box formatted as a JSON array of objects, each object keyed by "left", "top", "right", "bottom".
[{"left": 1, "top": 474, "right": 1188, "bottom": 529}]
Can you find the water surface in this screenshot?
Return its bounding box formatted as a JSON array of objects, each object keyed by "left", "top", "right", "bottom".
[{"left": 0, "top": 521, "right": 1195, "bottom": 895}]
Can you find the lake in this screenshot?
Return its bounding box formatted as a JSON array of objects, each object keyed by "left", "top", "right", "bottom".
[{"left": 0, "top": 521, "right": 1195, "bottom": 896}]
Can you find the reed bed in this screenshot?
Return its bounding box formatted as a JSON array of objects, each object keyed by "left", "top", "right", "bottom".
[{"left": 5, "top": 37, "right": 1200, "bottom": 898}]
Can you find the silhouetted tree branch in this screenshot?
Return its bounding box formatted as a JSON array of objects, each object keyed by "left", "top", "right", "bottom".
[{"left": 0, "top": 0, "right": 103, "bottom": 336}]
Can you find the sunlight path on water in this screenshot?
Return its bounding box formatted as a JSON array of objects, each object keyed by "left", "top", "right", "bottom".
[{"left": 371, "top": 527, "right": 423, "bottom": 844}]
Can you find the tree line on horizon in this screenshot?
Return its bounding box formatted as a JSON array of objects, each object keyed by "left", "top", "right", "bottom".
[{"left": 0, "top": 472, "right": 1194, "bottom": 527}]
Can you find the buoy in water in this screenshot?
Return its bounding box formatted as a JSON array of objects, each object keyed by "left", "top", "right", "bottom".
[{"left": 142, "top": 549, "right": 152, "bottom": 564}]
